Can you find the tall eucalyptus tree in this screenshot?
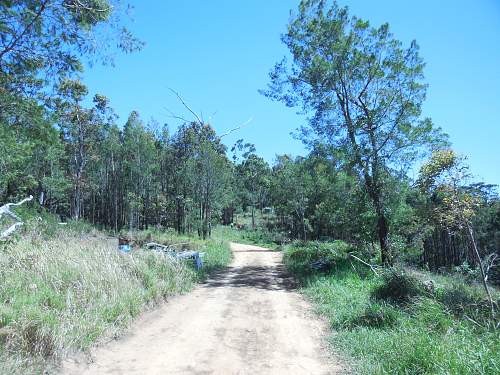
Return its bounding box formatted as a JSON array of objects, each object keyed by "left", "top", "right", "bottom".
[{"left": 263, "top": 0, "right": 447, "bottom": 263}]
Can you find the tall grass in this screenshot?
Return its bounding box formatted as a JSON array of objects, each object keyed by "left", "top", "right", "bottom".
[
  {"left": 284, "top": 242, "right": 500, "bottom": 375},
  {"left": 0, "top": 221, "right": 231, "bottom": 374},
  {"left": 125, "top": 226, "right": 233, "bottom": 278}
]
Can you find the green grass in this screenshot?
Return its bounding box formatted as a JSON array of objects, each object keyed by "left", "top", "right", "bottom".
[
  {"left": 213, "top": 224, "right": 281, "bottom": 249},
  {"left": 284, "top": 242, "right": 500, "bottom": 375},
  {"left": 0, "top": 220, "right": 232, "bottom": 374},
  {"left": 213, "top": 210, "right": 286, "bottom": 249},
  {"left": 124, "top": 227, "right": 233, "bottom": 279}
]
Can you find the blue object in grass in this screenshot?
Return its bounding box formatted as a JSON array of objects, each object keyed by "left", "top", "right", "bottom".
[
  {"left": 119, "top": 244, "right": 131, "bottom": 253},
  {"left": 176, "top": 250, "right": 203, "bottom": 270},
  {"left": 144, "top": 243, "right": 204, "bottom": 270},
  {"left": 311, "top": 258, "right": 332, "bottom": 271}
]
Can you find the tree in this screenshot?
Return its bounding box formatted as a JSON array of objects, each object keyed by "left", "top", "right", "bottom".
[
  {"left": 171, "top": 122, "right": 231, "bottom": 238},
  {"left": 0, "top": 91, "right": 68, "bottom": 206},
  {"left": 302, "top": 149, "right": 375, "bottom": 243},
  {"left": 234, "top": 143, "right": 271, "bottom": 230},
  {"left": 263, "top": 0, "right": 446, "bottom": 264},
  {"left": 55, "top": 79, "right": 111, "bottom": 220},
  {"left": 95, "top": 123, "right": 123, "bottom": 230},
  {"left": 122, "top": 111, "right": 158, "bottom": 229},
  {"left": 0, "top": 0, "right": 142, "bottom": 93},
  {"left": 0, "top": 0, "right": 141, "bottom": 218},
  {"left": 417, "top": 150, "right": 496, "bottom": 316},
  {"left": 271, "top": 155, "right": 311, "bottom": 240}
]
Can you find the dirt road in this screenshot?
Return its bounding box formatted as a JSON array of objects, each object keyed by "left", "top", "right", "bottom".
[{"left": 62, "top": 243, "right": 345, "bottom": 374}]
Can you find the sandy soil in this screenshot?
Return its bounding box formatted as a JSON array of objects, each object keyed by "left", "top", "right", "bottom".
[{"left": 62, "top": 242, "right": 346, "bottom": 375}]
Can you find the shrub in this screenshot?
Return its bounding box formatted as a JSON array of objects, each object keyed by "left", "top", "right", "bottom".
[
  {"left": 284, "top": 240, "right": 354, "bottom": 275},
  {"left": 372, "top": 269, "right": 427, "bottom": 303},
  {"left": 291, "top": 247, "right": 500, "bottom": 374},
  {"left": 435, "top": 281, "right": 498, "bottom": 325},
  {"left": 453, "top": 261, "right": 481, "bottom": 282}
]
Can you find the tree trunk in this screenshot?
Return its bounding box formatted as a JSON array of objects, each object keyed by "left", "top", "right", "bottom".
[
  {"left": 251, "top": 205, "right": 255, "bottom": 229},
  {"left": 377, "top": 213, "right": 390, "bottom": 265},
  {"left": 372, "top": 191, "right": 391, "bottom": 265},
  {"left": 73, "top": 178, "right": 82, "bottom": 220},
  {"left": 467, "top": 224, "right": 495, "bottom": 317}
]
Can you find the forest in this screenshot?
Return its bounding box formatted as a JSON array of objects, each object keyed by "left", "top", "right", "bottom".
[
  {"left": 1, "top": 0, "right": 498, "bottom": 279},
  {"left": 0, "top": 1, "right": 499, "bottom": 374}
]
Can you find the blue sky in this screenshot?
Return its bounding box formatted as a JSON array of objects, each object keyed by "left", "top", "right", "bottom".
[{"left": 83, "top": 0, "right": 500, "bottom": 185}]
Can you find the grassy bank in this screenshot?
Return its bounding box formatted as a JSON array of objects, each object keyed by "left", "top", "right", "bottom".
[
  {"left": 0, "top": 220, "right": 232, "bottom": 374},
  {"left": 283, "top": 241, "right": 500, "bottom": 374},
  {"left": 124, "top": 227, "right": 233, "bottom": 279}
]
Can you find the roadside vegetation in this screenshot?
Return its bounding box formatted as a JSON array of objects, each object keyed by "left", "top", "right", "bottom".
[
  {"left": 1, "top": 1, "right": 499, "bottom": 374},
  {"left": 215, "top": 213, "right": 282, "bottom": 249},
  {"left": 0, "top": 214, "right": 231, "bottom": 374},
  {"left": 283, "top": 241, "right": 499, "bottom": 374}
]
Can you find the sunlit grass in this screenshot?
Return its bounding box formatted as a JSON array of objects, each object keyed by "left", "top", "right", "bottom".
[
  {"left": 284, "top": 242, "right": 500, "bottom": 375},
  {"left": 0, "top": 221, "right": 232, "bottom": 374}
]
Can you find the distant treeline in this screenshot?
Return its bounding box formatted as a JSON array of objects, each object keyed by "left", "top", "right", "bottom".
[{"left": 1, "top": 0, "right": 498, "bottom": 278}]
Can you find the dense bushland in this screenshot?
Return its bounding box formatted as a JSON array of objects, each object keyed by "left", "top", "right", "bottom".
[
  {"left": 2, "top": 0, "right": 498, "bottom": 281},
  {"left": 283, "top": 241, "right": 500, "bottom": 374}
]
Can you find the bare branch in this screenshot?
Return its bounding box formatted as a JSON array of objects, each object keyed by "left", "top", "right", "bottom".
[
  {"left": 164, "top": 107, "right": 191, "bottom": 123},
  {"left": 0, "top": 222, "right": 24, "bottom": 239},
  {"left": 0, "top": 195, "right": 33, "bottom": 214},
  {"left": 63, "top": 0, "right": 112, "bottom": 13},
  {"left": 208, "top": 110, "right": 217, "bottom": 122},
  {"left": 349, "top": 253, "right": 379, "bottom": 275},
  {"left": 168, "top": 88, "right": 203, "bottom": 125},
  {"left": 466, "top": 224, "right": 496, "bottom": 317},
  {"left": 219, "top": 117, "right": 253, "bottom": 138},
  {"left": 0, "top": 195, "right": 33, "bottom": 239}
]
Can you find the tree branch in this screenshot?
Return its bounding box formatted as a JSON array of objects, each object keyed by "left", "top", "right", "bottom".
[
  {"left": 168, "top": 88, "right": 203, "bottom": 125},
  {"left": 164, "top": 107, "right": 191, "bottom": 123},
  {"left": 219, "top": 117, "right": 253, "bottom": 138},
  {"left": 0, "top": 195, "right": 33, "bottom": 239},
  {"left": 0, "top": 0, "right": 49, "bottom": 61},
  {"left": 349, "top": 253, "right": 379, "bottom": 275}
]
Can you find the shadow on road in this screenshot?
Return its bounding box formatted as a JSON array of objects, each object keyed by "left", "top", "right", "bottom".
[
  {"left": 203, "top": 264, "right": 296, "bottom": 291},
  {"left": 231, "top": 248, "right": 281, "bottom": 253}
]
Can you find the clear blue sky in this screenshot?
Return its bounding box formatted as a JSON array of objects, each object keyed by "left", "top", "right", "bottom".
[{"left": 83, "top": 0, "right": 500, "bottom": 185}]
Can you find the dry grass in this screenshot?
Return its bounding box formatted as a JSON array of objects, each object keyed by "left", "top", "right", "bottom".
[{"left": 0, "top": 222, "right": 196, "bottom": 374}]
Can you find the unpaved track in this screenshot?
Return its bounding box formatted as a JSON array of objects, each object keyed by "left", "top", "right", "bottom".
[{"left": 62, "top": 243, "right": 345, "bottom": 374}]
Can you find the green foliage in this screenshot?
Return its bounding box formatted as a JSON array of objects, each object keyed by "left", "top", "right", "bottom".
[
  {"left": 266, "top": 152, "right": 379, "bottom": 244},
  {"left": 264, "top": 0, "right": 448, "bottom": 264},
  {"left": 283, "top": 240, "right": 354, "bottom": 276},
  {"left": 0, "top": 0, "right": 142, "bottom": 90},
  {"left": 417, "top": 149, "right": 478, "bottom": 228},
  {"left": 283, "top": 241, "right": 500, "bottom": 374},
  {"left": 434, "top": 281, "right": 498, "bottom": 326},
  {"left": 231, "top": 143, "right": 272, "bottom": 231},
  {"left": 170, "top": 121, "right": 233, "bottom": 238},
  {"left": 0, "top": 98, "right": 68, "bottom": 204},
  {"left": 1, "top": 0, "right": 499, "bottom": 369}
]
